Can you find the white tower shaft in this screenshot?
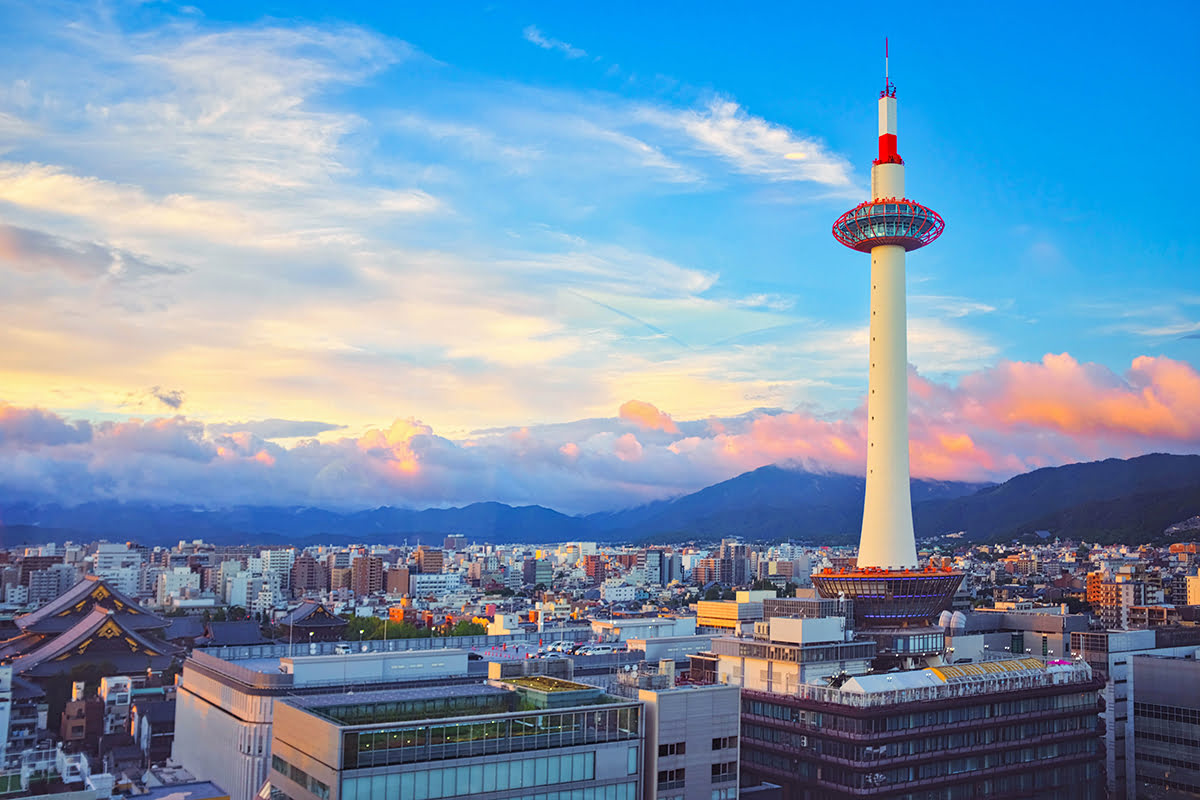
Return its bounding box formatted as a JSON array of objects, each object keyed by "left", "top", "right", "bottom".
[{"left": 858, "top": 94, "right": 918, "bottom": 569}]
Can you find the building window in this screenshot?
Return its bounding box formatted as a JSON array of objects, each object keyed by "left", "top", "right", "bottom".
[
  {"left": 658, "top": 742, "right": 686, "bottom": 757},
  {"left": 657, "top": 769, "right": 686, "bottom": 791},
  {"left": 712, "top": 736, "right": 737, "bottom": 750},
  {"left": 711, "top": 762, "right": 737, "bottom": 783}
]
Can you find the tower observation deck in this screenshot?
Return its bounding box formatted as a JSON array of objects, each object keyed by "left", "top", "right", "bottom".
[{"left": 813, "top": 47, "right": 961, "bottom": 651}]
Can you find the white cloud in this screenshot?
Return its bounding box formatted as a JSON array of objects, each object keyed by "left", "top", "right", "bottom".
[
  {"left": 522, "top": 25, "right": 586, "bottom": 59},
  {"left": 640, "top": 98, "right": 856, "bottom": 188}
]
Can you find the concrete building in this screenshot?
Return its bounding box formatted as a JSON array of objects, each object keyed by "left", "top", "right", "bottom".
[
  {"left": 349, "top": 556, "right": 383, "bottom": 597},
  {"left": 738, "top": 658, "right": 1104, "bottom": 799},
  {"left": 173, "top": 649, "right": 470, "bottom": 800},
  {"left": 695, "top": 600, "right": 762, "bottom": 636},
  {"left": 92, "top": 543, "right": 143, "bottom": 596},
  {"left": 156, "top": 567, "right": 201, "bottom": 606},
  {"left": 408, "top": 572, "right": 464, "bottom": 598},
  {"left": 414, "top": 546, "right": 444, "bottom": 575},
  {"left": 710, "top": 616, "right": 875, "bottom": 691},
  {"left": 609, "top": 662, "right": 740, "bottom": 800},
  {"left": 1070, "top": 629, "right": 1200, "bottom": 798},
  {"left": 266, "top": 678, "right": 644, "bottom": 800},
  {"left": 1130, "top": 653, "right": 1200, "bottom": 799},
  {"left": 592, "top": 617, "right": 696, "bottom": 644},
  {"left": 28, "top": 563, "right": 80, "bottom": 606}
]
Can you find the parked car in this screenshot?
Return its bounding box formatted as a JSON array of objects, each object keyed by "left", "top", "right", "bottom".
[{"left": 580, "top": 644, "right": 614, "bottom": 656}]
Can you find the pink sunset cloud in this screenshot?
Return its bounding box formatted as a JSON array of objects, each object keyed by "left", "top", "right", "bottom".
[{"left": 0, "top": 353, "right": 1196, "bottom": 513}]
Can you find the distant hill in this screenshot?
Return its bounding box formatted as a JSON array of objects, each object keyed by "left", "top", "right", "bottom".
[
  {"left": 912, "top": 453, "right": 1200, "bottom": 543},
  {"left": 1, "top": 453, "right": 1197, "bottom": 547},
  {"left": 585, "top": 465, "right": 988, "bottom": 543}
]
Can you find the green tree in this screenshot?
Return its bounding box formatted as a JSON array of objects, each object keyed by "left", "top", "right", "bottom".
[
  {"left": 447, "top": 620, "right": 486, "bottom": 637},
  {"left": 227, "top": 606, "right": 247, "bottom": 621},
  {"left": 703, "top": 587, "right": 721, "bottom": 601}
]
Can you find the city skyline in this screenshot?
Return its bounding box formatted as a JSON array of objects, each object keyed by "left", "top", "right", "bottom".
[{"left": 0, "top": 2, "right": 1198, "bottom": 512}]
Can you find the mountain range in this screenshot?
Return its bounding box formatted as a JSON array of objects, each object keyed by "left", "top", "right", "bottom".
[{"left": 0, "top": 453, "right": 1197, "bottom": 548}]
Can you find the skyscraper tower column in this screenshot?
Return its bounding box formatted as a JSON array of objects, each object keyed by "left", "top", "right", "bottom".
[
  {"left": 861, "top": 81, "right": 916, "bottom": 569},
  {"left": 814, "top": 46, "right": 960, "bottom": 664}
]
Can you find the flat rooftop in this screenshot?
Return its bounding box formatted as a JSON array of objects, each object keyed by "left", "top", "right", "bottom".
[
  {"left": 286, "top": 684, "right": 515, "bottom": 726},
  {"left": 505, "top": 676, "right": 592, "bottom": 692}
]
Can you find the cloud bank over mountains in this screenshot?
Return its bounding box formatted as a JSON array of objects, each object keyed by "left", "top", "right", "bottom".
[{"left": 1, "top": 354, "right": 1196, "bottom": 514}]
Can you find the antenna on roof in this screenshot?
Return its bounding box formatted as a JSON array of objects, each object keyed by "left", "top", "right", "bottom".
[{"left": 882, "top": 37, "right": 895, "bottom": 98}]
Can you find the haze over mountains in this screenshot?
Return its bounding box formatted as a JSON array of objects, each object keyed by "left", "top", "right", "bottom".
[{"left": 0, "top": 453, "right": 1197, "bottom": 549}]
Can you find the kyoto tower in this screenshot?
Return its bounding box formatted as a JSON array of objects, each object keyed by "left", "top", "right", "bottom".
[{"left": 812, "top": 43, "right": 961, "bottom": 661}]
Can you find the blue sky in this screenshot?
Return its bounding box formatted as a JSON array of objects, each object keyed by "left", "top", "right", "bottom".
[{"left": 0, "top": 1, "right": 1196, "bottom": 512}]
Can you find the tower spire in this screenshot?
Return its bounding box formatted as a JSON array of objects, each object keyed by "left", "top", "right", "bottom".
[
  {"left": 817, "top": 43, "right": 962, "bottom": 666},
  {"left": 882, "top": 37, "right": 895, "bottom": 98}
]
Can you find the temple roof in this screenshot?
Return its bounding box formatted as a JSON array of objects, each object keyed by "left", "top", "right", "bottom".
[
  {"left": 10, "top": 608, "right": 180, "bottom": 678},
  {"left": 16, "top": 576, "right": 166, "bottom": 635},
  {"left": 278, "top": 601, "right": 345, "bottom": 628}
]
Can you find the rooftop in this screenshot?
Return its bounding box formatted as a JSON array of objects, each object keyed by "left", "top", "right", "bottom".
[
  {"left": 504, "top": 676, "right": 591, "bottom": 693},
  {"left": 133, "top": 782, "right": 229, "bottom": 800},
  {"left": 790, "top": 657, "right": 1095, "bottom": 709},
  {"left": 287, "top": 684, "right": 515, "bottom": 726}
]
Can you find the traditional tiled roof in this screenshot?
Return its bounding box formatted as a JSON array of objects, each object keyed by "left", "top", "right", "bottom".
[
  {"left": 202, "top": 621, "right": 271, "bottom": 646},
  {"left": 277, "top": 601, "right": 345, "bottom": 628},
  {"left": 9, "top": 608, "right": 180, "bottom": 678},
  {"left": 16, "top": 576, "right": 166, "bottom": 634}
]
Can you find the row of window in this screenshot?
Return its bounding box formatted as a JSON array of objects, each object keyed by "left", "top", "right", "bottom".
[
  {"left": 349, "top": 783, "right": 635, "bottom": 800},
  {"left": 1135, "top": 771, "right": 1200, "bottom": 796},
  {"left": 270, "top": 754, "right": 330, "bottom": 800},
  {"left": 712, "top": 736, "right": 737, "bottom": 751},
  {"left": 657, "top": 768, "right": 685, "bottom": 790},
  {"left": 1133, "top": 701, "right": 1200, "bottom": 725},
  {"left": 743, "top": 738, "right": 1098, "bottom": 789},
  {"left": 743, "top": 747, "right": 1101, "bottom": 797},
  {"left": 743, "top": 691, "right": 1097, "bottom": 733},
  {"left": 1135, "top": 750, "right": 1200, "bottom": 771},
  {"left": 658, "top": 742, "right": 684, "bottom": 757},
  {"left": 711, "top": 762, "right": 736, "bottom": 783},
  {"left": 342, "top": 707, "right": 640, "bottom": 768},
  {"left": 744, "top": 715, "right": 1095, "bottom": 761},
  {"left": 1133, "top": 728, "right": 1200, "bottom": 749},
  {"left": 341, "top": 752, "right": 599, "bottom": 800}
]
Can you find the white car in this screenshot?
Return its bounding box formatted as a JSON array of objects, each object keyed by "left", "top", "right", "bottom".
[{"left": 581, "top": 644, "right": 614, "bottom": 656}]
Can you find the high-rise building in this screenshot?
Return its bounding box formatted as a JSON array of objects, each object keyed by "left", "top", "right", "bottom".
[
  {"left": 350, "top": 555, "right": 384, "bottom": 597},
  {"left": 290, "top": 552, "right": 328, "bottom": 598},
  {"left": 1071, "top": 628, "right": 1200, "bottom": 798},
  {"left": 386, "top": 564, "right": 410, "bottom": 595},
  {"left": 1130, "top": 653, "right": 1200, "bottom": 799},
  {"left": 415, "top": 545, "right": 444, "bottom": 574},
  {"left": 812, "top": 44, "right": 960, "bottom": 666}
]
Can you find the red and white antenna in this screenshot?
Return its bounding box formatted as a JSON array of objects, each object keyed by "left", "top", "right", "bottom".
[{"left": 882, "top": 37, "right": 895, "bottom": 98}]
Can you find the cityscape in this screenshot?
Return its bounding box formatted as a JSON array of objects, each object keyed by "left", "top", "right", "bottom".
[{"left": 1, "top": 4, "right": 1199, "bottom": 800}]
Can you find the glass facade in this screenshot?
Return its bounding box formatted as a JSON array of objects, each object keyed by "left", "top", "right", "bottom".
[
  {"left": 832, "top": 200, "right": 944, "bottom": 253},
  {"left": 342, "top": 752, "right": 599, "bottom": 800},
  {"left": 342, "top": 706, "right": 641, "bottom": 768},
  {"left": 811, "top": 573, "right": 962, "bottom": 629}
]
